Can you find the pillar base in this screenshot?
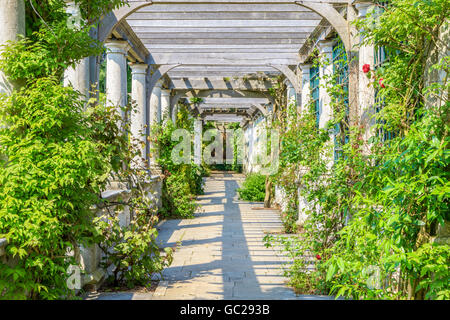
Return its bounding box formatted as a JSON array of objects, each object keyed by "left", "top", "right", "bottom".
[{"left": 149, "top": 164, "right": 163, "bottom": 175}]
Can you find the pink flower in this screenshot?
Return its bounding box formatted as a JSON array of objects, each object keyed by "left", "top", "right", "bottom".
[
  {"left": 316, "top": 254, "right": 321, "bottom": 261},
  {"left": 379, "top": 78, "right": 386, "bottom": 88},
  {"left": 362, "top": 64, "right": 371, "bottom": 73}
]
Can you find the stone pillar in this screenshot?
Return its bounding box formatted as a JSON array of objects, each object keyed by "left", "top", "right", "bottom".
[
  {"left": 318, "top": 40, "right": 334, "bottom": 129},
  {"left": 194, "top": 119, "right": 203, "bottom": 166},
  {"left": 318, "top": 40, "right": 335, "bottom": 171},
  {"left": 172, "top": 104, "right": 178, "bottom": 124},
  {"left": 286, "top": 81, "right": 297, "bottom": 106},
  {"left": 0, "top": 0, "right": 25, "bottom": 94},
  {"left": 149, "top": 81, "right": 162, "bottom": 168},
  {"left": 297, "top": 64, "right": 311, "bottom": 225},
  {"left": 299, "top": 63, "right": 311, "bottom": 112},
  {"left": 105, "top": 40, "right": 129, "bottom": 127},
  {"left": 63, "top": 1, "right": 90, "bottom": 100},
  {"left": 150, "top": 81, "right": 162, "bottom": 126},
  {"left": 356, "top": 2, "right": 375, "bottom": 141},
  {"left": 248, "top": 120, "right": 255, "bottom": 173},
  {"left": 161, "top": 89, "right": 171, "bottom": 125},
  {"left": 130, "top": 63, "right": 148, "bottom": 163}
]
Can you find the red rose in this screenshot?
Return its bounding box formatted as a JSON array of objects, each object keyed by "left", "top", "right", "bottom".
[
  {"left": 362, "top": 64, "right": 371, "bottom": 73},
  {"left": 316, "top": 254, "right": 321, "bottom": 260},
  {"left": 379, "top": 78, "right": 386, "bottom": 88}
]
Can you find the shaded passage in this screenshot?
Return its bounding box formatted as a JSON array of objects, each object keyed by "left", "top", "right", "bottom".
[
  {"left": 151, "top": 172, "right": 331, "bottom": 300},
  {"left": 89, "top": 172, "right": 333, "bottom": 300}
]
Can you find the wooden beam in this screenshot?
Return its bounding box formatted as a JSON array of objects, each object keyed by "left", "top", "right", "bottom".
[
  {"left": 169, "top": 78, "right": 273, "bottom": 91},
  {"left": 268, "top": 64, "right": 301, "bottom": 94},
  {"left": 99, "top": 1, "right": 152, "bottom": 43},
  {"left": 130, "top": 27, "right": 317, "bottom": 34},
  {"left": 128, "top": 11, "right": 322, "bottom": 20},
  {"left": 201, "top": 97, "right": 270, "bottom": 104},
  {"left": 203, "top": 114, "right": 244, "bottom": 122},
  {"left": 148, "top": 52, "right": 300, "bottom": 65},
  {"left": 135, "top": 32, "right": 311, "bottom": 40},
  {"left": 134, "top": 3, "right": 313, "bottom": 12},
  {"left": 143, "top": 39, "right": 306, "bottom": 45}
]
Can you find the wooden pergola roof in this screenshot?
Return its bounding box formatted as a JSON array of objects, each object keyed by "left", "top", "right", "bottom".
[
  {"left": 103, "top": 0, "right": 353, "bottom": 121},
  {"left": 123, "top": 1, "right": 328, "bottom": 90}
]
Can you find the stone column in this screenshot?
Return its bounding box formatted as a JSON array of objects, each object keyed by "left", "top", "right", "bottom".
[
  {"left": 149, "top": 81, "right": 162, "bottom": 168},
  {"left": 160, "top": 89, "right": 171, "bottom": 125},
  {"left": 318, "top": 40, "right": 335, "bottom": 170},
  {"left": 248, "top": 120, "right": 255, "bottom": 173},
  {"left": 63, "top": 1, "right": 90, "bottom": 100},
  {"left": 105, "top": 40, "right": 129, "bottom": 128},
  {"left": 299, "top": 63, "right": 311, "bottom": 112},
  {"left": 194, "top": 119, "right": 203, "bottom": 166},
  {"left": 172, "top": 104, "right": 178, "bottom": 124},
  {"left": 356, "top": 2, "right": 376, "bottom": 149},
  {"left": 130, "top": 63, "right": 148, "bottom": 163},
  {"left": 150, "top": 81, "right": 162, "bottom": 126},
  {"left": 318, "top": 40, "right": 334, "bottom": 130},
  {"left": 297, "top": 64, "right": 311, "bottom": 225},
  {"left": 0, "top": 0, "right": 25, "bottom": 94}
]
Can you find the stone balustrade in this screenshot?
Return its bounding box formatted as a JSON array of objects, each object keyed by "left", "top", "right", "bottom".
[{"left": 79, "top": 174, "right": 162, "bottom": 291}]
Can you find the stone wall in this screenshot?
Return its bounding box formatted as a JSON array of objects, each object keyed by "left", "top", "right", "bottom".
[
  {"left": 0, "top": 175, "right": 163, "bottom": 294},
  {"left": 434, "top": 220, "right": 450, "bottom": 246},
  {"left": 273, "top": 185, "right": 289, "bottom": 213},
  {"left": 79, "top": 174, "right": 162, "bottom": 291}
]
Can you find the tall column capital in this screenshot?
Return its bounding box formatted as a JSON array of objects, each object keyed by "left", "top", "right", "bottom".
[
  {"left": 0, "top": 0, "right": 25, "bottom": 94},
  {"left": 154, "top": 80, "right": 163, "bottom": 89},
  {"left": 129, "top": 62, "right": 148, "bottom": 75},
  {"left": 105, "top": 40, "right": 129, "bottom": 55},
  {"left": 355, "top": 2, "right": 374, "bottom": 18},
  {"left": 317, "top": 40, "right": 334, "bottom": 54},
  {"left": 161, "top": 89, "right": 170, "bottom": 97},
  {"left": 160, "top": 89, "right": 171, "bottom": 124},
  {"left": 64, "top": 0, "right": 82, "bottom": 28},
  {"left": 299, "top": 63, "right": 312, "bottom": 74}
]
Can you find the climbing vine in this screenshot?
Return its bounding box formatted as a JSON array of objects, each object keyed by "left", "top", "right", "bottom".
[{"left": 153, "top": 103, "right": 205, "bottom": 219}]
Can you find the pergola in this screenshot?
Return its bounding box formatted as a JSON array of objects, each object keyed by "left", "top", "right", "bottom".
[
  {"left": 79, "top": 0, "right": 372, "bottom": 168},
  {"left": 96, "top": 0, "right": 360, "bottom": 121}
]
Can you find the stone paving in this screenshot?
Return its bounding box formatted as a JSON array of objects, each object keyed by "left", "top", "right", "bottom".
[{"left": 89, "top": 172, "right": 333, "bottom": 300}]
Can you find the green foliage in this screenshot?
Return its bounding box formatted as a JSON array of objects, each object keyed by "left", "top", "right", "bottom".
[
  {"left": 264, "top": 234, "right": 327, "bottom": 295},
  {"left": 189, "top": 97, "right": 203, "bottom": 105},
  {"left": 281, "top": 207, "right": 299, "bottom": 234},
  {"left": 94, "top": 202, "right": 173, "bottom": 288},
  {"left": 161, "top": 171, "right": 199, "bottom": 219},
  {"left": 237, "top": 174, "right": 266, "bottom": 202},
  {"left": 0, "top": 79, "right": 110, "bottom": 299},
  {"left": 0, "top": 0, "right": 171, "bottom": 299},
  {"left": 89, "top": 99, "right": 174, "bottom": 289},
  {"left": 154, "top": 105, "right": 204, "bottom": 219},
  {"left": 265, "top": 0, "right": 449, "bottom": 300}
]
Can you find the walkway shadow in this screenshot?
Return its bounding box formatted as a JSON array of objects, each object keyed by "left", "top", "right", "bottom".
[{"left": 153, "top": 172, "right": 331, "bottom": 300}]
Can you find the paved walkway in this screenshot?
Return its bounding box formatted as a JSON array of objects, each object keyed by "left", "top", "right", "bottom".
[{"left": 91, "top": 172, "right": 332, "bottom": 300}]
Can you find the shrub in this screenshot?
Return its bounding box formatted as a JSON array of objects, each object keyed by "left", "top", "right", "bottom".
[
  {"left": 161, "top": 172, "right": 198, "bottom": 219},
  {"left": 154, "top": 108, "right": 204, "bottom": 219},
  {"left": 281, "top": 207, "right": 299, "bottom": 234},
  {"left": 0, "top": 0, "right": 172, "bottom": 299},
  {"left": 237, "top": 174, "right": 266, "bottom": 202},
  {"left": 0, "top": 78, "right": 111, "bottom": 299}
]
